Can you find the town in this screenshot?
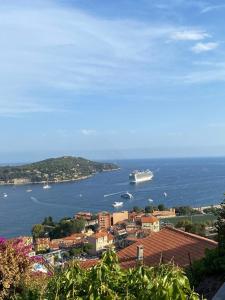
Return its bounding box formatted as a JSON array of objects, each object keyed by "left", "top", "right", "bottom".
[{"left": 13, "top": 203, "right": 219, "bottom": 273}]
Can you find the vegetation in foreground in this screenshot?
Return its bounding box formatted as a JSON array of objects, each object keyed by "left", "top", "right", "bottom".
[{"left": 1, "top": 247, "right": 200, "bottom": 300}]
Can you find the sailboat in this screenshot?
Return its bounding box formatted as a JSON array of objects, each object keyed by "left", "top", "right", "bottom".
[{"left": 43, "top": 181, "right": 51, "bottom": 189}]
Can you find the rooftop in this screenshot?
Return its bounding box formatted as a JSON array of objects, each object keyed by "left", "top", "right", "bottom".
[
  {"left": 141, "top": 216, "right": 159, "bottom": 224},
  {"left": 117, "top": 226, "right": 217, "bottom": 269}
]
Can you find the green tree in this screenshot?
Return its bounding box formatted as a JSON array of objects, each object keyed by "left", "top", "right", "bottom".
[
  {"left": 216, "top": 198, "right": 225, "bottom": 254},
  {"left": 31, "top": 224, "right": 45, "bottom": 238},
  {"left": 145, "top": 205, "right": 153, "bottom": 213},
  {"left": 158, "top": 204, "right": 165, "bottom": 211},
  {"left": 42, "top": 216, "right": 54, "bottom": 226},
  {"left": 132, "top": 206, "right": 142, "bottom": 213}
]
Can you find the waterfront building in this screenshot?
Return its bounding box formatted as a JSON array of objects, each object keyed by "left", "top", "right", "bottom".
[
  {"left": 98, "top": 211, "right": 111, "bottom": 229},
  {"left": 87, "top": 231, "right": 114, "bottom": 255},
  {"left": 152, "top": 208, "right": 176, "bottom": 219},
  {"left": 140, "top": 216, "right": 160, "bottom": 232},
  {"left": 112, "top": 211, "right": 128, "bottom": 225},
  {"left": 75, "top": 212, "right": 92, "bottom": 221}
]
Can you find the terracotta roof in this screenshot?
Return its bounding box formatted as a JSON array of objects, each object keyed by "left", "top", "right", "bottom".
[
  {"left": 141, "top": 216, "right": 159, "bottom": 224},
  {"left": 117, "top": 227, "right": 217, "bottom": 269},
  {"left": 63, "top": 233, "right": 84, "bottom": 240},
  {"left": 91, "top": 231, "right": 108, "bottom": 239},
  {"left": 79, "top": 259, "right": 99, "bottom": 269}
]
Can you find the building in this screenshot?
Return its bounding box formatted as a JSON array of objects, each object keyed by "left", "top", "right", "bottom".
[
  {"left": 50, "top": 233, "right": 86, "bottom": 250},
  {"left": 34, "top": 238, "right": 50, "bottom": 253},
  {"left": 140, "top": 216, "right": 160, "bottom": 232},
  {"left": 98, "top": 212, "right": 111, "bottom": 229},
  {"left": 112, "top": 211, "right": 129, "bottom": 225},
  {"left": 117, "top": 227, "right": 217, "bottom": 269},
  {"left": 87, "top": 231, "right": 114, "bottom": 255},
  {"left": 152, "top": 208, "right": 176, "bottom": 219},
  {"left": 75, "top": 212, "right": 92, "bottom": 221}
]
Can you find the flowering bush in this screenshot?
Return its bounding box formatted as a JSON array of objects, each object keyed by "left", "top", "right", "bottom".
[{"left": 0, "top": 238, "right": 44, "bottom": 299}]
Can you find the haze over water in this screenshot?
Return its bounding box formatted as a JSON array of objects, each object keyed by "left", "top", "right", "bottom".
[{"left": 0, "top": 157, "right": 225, "bottom": 238}]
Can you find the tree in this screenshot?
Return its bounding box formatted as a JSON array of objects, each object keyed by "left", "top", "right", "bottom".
[
  {"left": 158, "top": 204, "right": 165, "bottom": 211},
  {"left": 145, "top": 205, "right": 153, "bottom": 213},
  {"left": 32, "top": 224, "right": 45, "bottom": 238},
  {"left": 132, "top": 206, "right": 142, "bottom": 213},
  {"left": 42, "top": 216, "right": 54, "bottom": 227},
  {"left": 216, "top": 198, "right": 225, "bottom": 254}
]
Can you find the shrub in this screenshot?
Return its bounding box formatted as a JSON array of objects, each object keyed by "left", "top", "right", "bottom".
[{"left": 46, "top": 250, "right": 200, "bottom": 299}]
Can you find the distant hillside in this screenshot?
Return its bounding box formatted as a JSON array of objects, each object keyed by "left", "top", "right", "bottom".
[{"left": 0, "top": 156, "right": 118, "bottom": 185}]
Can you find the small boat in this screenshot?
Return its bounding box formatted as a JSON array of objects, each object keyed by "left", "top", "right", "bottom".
[
  {"left": 43, "top": 183, "right": 51, "bottom": 189},
  {"left": 3, "top": 193, "right": 8, "bottom": 198},
  {"left": 121, "top": 192, "right": 133, "bottom": 199},
  {"left": 163, "top": 192, "right": 168, "bottom": 197},
  {"left": 148, "top": 198, "right": 153, "bottom": 202},
  {"left": 112, "top": 201, "right": 123, "bottom": 208},
  {"left": 26, "top": 189, "right": 32, "bottom": 193}
]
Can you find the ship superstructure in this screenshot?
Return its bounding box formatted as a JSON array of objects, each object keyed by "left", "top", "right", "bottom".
[{"left": 129, "top": 170, "right": 153, "bottom": 183}]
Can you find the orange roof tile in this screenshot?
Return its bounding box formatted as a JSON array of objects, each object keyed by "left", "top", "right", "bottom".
[
  {"left": 141, "top": 216, "right": 159, "bottom": 224},
  {"left": 79, "top": 259, "right": 99, "bottom": 269},
  {"left": 92, "top": 231, "right": 108, "bottom": 239},
  {"left": 117, "top": 226, "right": 217, "bottom": 269}
]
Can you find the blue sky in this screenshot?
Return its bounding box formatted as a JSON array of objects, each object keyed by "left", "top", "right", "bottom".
[{"left": 1, "top": 0, "right": 225, "bottom": 162}]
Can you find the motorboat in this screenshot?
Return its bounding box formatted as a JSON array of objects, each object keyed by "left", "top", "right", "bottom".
[
  {"left": 112, "top": 201, "right": 123, "bottom": 208},
  {"left": 121, "top": 192, "right": 133, "bottom": 199}
]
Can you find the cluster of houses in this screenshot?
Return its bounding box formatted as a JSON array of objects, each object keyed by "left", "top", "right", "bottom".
[{"left": 16, "top": 207, "right": 218, "bottom": 271}]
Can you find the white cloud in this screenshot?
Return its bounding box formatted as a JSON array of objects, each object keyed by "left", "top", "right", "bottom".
[
  {"left": 191, "top": 42, "right": 219, "bottom": 53},
  {"left": 80, "top": 129, "right": 97, "bottom": 136},
  {"left": 170, "top": 30, "right": 209, "bottom": 41},
  {"left": 201, "top": 5, "right": 225, "bottom": 14}
]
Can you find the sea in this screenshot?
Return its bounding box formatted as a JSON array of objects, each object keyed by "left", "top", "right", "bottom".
[{"left": 0, "top": 157, "right": 225, "bottom": 238}]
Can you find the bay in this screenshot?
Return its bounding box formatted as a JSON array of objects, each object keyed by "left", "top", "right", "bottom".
[{"left": 0, "top": 157, "right": 225, "bottom": 238}]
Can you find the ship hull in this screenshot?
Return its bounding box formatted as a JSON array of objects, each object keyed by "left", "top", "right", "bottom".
[{"left": 129, "top": 172, "right": 153, "bottom": 184}]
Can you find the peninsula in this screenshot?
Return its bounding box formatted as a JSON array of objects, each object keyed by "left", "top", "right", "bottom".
[{"left": 0, "top": 156, "right": 119, "bottom": 185}]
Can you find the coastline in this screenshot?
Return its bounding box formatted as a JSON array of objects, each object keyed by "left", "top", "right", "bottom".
[{"left": 0, "top": 168, "right": 120, "bottom": 186}]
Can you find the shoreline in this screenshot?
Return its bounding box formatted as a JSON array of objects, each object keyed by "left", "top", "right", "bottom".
[{"left": 0, "top": 168, "right": 120, "bottom": 186}]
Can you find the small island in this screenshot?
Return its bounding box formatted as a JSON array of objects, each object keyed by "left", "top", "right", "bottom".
[{"left": 0, "top": 156, "right": 119, "bottom": 185}]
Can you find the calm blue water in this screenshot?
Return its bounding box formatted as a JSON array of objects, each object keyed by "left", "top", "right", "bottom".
[{"left": 0, "top": 157, "right": 225, "bottom": 238}]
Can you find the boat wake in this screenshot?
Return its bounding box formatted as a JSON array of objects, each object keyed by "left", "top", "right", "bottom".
[
  {"left": 30, "top": 196, "right": 41, "bottom": 204},
  {"left": 104, "top": 191, "right": 126, "bottom": 198}
]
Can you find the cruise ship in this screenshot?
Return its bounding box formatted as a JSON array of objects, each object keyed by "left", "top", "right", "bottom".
[{"left": 129, "top": 170, "right": 153, "bottom": 183}]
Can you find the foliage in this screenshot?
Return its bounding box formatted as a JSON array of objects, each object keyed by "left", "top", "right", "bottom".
[
  {"left": 42, "top": 216, "right": 55, "bottom": 227},
  {"left": 175, "top": 206, "right": 202, "bottom": 216},
  {"left": 216, "top": 198, "right": 225, "bottom": 254},
  {"left": 132, "top": 206, "right": 143, "bottom": 213},
  {"left": 32, "top": 217, "right": 86, "bottom": 239},
  {"left": 0, "top": 238, "right": 36, "bottom": 299},
  {"left": 187, "top": 197, "right": 225, "bottom": 287},
  {"left": 32, "top": 224, "right": 45, "bottom": 238},
  {"left": 45, "top": 250, "right": 200, "bottom": 300},
  {"left": 203, "top": 206, "right": 221, "bottom": 216},
  {"left": 187, "top": 248, "right": 225, "bottom": 287},
  {"left": 0, "top": 156, "right": 118, "bottom": 183},
  {"left": 144, "top": 205, "right": 154, "bottom": 213},
  {"left": 158, "top": 204, "right": 166, "bottom": 211},
  {"left": 175, "top": 220, "right": 206, "bottom": 237},
  {"left": 49, "top": 218, "right": 86, "bottom": 239}
]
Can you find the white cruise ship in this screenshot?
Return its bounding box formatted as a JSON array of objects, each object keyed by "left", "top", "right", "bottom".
[{"left": 129, "top": 170, "right": 153, "bottom": 183}]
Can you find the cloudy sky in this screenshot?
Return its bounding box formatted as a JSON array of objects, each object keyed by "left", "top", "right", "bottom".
[{"left": 1, "top": 0, "right": 225, "bottom": 161}]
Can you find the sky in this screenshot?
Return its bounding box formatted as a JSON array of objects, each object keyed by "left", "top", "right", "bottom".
[{"left": 1, "top": 0, "right": 225, "bottom": 162}]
